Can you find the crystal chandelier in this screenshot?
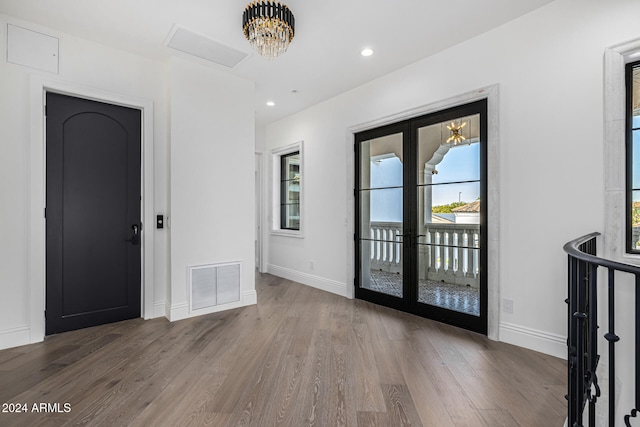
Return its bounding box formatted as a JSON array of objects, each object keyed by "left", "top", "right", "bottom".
[{"left": 242, "top": 1, "right": 295, "bottom": 60}]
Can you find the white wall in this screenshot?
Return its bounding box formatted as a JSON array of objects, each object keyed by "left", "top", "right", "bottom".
[
  {"left": 0, "top": 14, "right": 257, "bottom": 349},
  {"left": 0, "top": 14, "right": 170, "bottom": 348},
  {"left": 168, "top": 57, "right": 256, "bottom": 320},
  {"left": 264, "top": 0, "right": 640, "bottom": 359}
]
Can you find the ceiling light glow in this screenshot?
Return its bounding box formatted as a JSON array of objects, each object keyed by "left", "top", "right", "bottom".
[
  {"left": 266, "top": 101, "right": 276, "bottom": 107},
  {"left": 361, "top": 48, "right": 374, "bottom": 57}
]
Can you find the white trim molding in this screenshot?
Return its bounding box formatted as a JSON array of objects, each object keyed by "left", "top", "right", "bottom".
[
  {"left": 243, "top": 289, "right": 258, "bottom": 306},
  {"left": 0, "top": 325, "right": 31, "bottom": 350},
  {"left": 267, "top": 264, "right": 348, "bottom": 297},
  {"left": 169, "top": 303, "right": 189, "bottom": 322},
  {"left": 604, "top": 37, "right": 640, "bottom": 262},
  {"left": 154, "top": 301, "right": 167, "bottom": 318},
  {"left": 28, "top": 76, "right": 156, "bottom": 345},
  {"left": 271, "top": 141, "right": 304, "bottom": 238},
  {"left": 499, "top": 322, "right": 566, "bottom": 360}
]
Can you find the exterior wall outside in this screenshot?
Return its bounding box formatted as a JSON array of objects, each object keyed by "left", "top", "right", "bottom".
[{"left": 453, "top": 213, "right": 479, "bottom": 224}]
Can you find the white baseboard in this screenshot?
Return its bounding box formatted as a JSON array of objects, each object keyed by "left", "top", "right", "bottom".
[
  {"left": 499, "top": 322, "right": 566, "bottom": 359},
  {"left": 169, "top": 291, "right": 257, "bottom": 322},
  {"left": 152, "top": 301, "right": 167, "bottom": 319},
  {"left": 0, "top": 325, "right": 31, "bottom": 350},
  {"left": 266, "top": 264, "right": 348, "bottom": 297},
  {"left": 169, "top": 303, "right": 189, "bottom": 321},
  {"left": 243, "top": 289, "right": 258, "bottom": 305}
]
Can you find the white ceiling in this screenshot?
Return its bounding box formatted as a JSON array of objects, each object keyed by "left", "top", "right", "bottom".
[{"left": 0, "top": 0, "right": 553, "bottom": 126}]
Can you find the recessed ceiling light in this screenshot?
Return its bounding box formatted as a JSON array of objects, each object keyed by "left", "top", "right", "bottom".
[
  {"left": 266, "top": 101, "right": 276, "bottom": 107},
  {"left": 361, "top": 48, "right": 374, "bottom": 57}
]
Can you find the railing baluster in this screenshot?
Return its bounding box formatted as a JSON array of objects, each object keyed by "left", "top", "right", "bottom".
[
  {"left": 374, "top": 228, "right": 380, "bottom": 263},
  {"left": 564, "top": 233, "right": 640, "bottom": 427},
  {"left": 588, "top": 263, "right": 599, "bottom": 427},
  {"left": 636, "top": 274, "right": 640, "bottom": 413},
  {"left": 473, "top": 231, "right": 479, "bottom": 277},
  {"left": 396, "top": 227, "right": 401, "bottom": 266},
  {"left": 455, "top": 230, "right": 462, "bottom": 277},
  {"left": 567, "top": 254, "right": 577, "bottom": 425},
  {"left": 447, "top": 231, "right": 453, "bottom": 272},
  {"left": 625, "top": 275, "right": 640, "bottom": 426},
  {"left": 607, "top": 268, "right": 617, "bottom": 427},
  {"left": 575, "top": 256, "right": 586, "bottom": 426},
  {"left": 462, "top": 231, "right": 468, "bottom": 277},
  {"left": 370, "top": 227, "right": 375, "bottom": 262},
  {"left": 435, "top": 232, "right": 441, "bottom": 272},
  {"left": 426, "top": 230, "right": 432, "bottom": 270},
  {"left": 388, "top": 228, "right": 393, "bottom": 266},
  {"left": 382, "top": 228, "right": 388, "bottom": 264}
]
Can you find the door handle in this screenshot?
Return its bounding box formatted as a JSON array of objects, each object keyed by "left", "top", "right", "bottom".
[{"left": 125, "top": 224, "right": 139, "bottom": 245}]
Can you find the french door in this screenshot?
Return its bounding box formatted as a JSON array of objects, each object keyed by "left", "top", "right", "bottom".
[{"left": 355, "top": 100, "right": 487, "bottom": 334}]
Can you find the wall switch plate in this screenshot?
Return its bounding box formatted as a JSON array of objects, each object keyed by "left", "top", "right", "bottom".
[{"left": 503, "top": 298, "right": 514, "bottom": 314}]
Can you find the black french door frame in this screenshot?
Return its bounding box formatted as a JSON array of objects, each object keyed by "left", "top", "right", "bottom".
[{"left": 355, "top": 99, "right": 488, "bottom": 334}]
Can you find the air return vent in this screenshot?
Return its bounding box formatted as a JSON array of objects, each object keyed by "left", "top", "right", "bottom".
[
  {"left": 166, "top": 25, "right": 248, "bottom": 68},
  {"left": 189, "top": 262, "right": 241, "bottom": 312}
]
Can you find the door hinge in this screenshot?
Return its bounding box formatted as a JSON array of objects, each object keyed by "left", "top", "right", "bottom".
[
  {"left": 44, "top": 207, "right": 46, "bottom": 218},
  {"left": 44, "top": 104, "right": 47, "bottom": 116}
]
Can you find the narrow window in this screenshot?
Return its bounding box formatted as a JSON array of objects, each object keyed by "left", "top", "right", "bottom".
[
  {"left": 280, "top": 151, "right": 300, "bottom": 230},
  {"left": 272, "top": 141, "right": 303, "bottom": 236},
  {"left": 627, "top": 60, "right": 640, "bottom": 253}
]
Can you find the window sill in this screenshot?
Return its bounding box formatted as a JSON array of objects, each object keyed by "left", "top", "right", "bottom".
[
  {"left": 622, "top": 252, "right": 640, "bottom": 265},
  {"left": 271, "top": 229, "right": 304, "bottom": 238}
]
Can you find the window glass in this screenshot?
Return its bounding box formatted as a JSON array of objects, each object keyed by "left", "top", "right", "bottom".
[
  {"left": 280, "top": 151, "right": 300, "bottom": 230},
  {"left": 627, "top": 62, "right": 640, "bottom": 252}
]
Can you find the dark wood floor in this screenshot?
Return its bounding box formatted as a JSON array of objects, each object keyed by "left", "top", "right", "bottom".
[{"left": 0, "top": 273, "right": 567, "bottom": 426}]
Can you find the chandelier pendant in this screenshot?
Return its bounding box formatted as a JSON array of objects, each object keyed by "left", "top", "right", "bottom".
[
  {"left": 445, "top": 121, "right": 467, "bottom": 145},
  {"left": 242, "top": 1, "right": 295, "bottom": 60}
]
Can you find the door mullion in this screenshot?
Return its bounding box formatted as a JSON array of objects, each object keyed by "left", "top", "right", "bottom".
[{"left": 406, "top": 121, "right": 418, "bottom": 309}]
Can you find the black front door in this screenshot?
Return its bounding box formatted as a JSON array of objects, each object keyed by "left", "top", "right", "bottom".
[
  {"left": 355, "top": 100, "right": 487, "bottom": 334},
  {"left": 45, "top": 92, "right": 142, "bottom": 335}
]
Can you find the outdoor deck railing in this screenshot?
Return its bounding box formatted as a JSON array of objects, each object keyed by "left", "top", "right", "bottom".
[
  {"left": 564, "top": 232, "right": 640, "bottom": 426},
  {"left": 369, "top": 221, "right": 479, "bottom": 286}
]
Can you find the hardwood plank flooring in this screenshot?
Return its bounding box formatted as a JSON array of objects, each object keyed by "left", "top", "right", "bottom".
[{"left": 0, "top": 273, "right": 567, "bottom": 426}]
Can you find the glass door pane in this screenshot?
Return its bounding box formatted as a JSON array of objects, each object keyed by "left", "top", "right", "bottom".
[
  {"left": 357, "top": 131, "right": 404, "bottom": 299},
  {"left": 415, "top": 113, "right": 481, "bottom": 317}
]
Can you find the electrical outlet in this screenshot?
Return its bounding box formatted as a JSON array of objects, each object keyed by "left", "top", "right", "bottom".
[
  {"left": 503, "top": 298, "right": 514, "bottom": 314},
  {"left": 309, "top": 261, "right": 314, "bottom": 270}
]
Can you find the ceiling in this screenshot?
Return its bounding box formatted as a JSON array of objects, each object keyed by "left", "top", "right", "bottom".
[{"left": 0, "top": 0, "right": 554, "bottom": 126}]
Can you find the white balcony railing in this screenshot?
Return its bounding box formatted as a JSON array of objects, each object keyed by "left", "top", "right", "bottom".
[
  {"left": 369, "top": 222, "right": 403, "bottom": 274},
  {"left": 369, "top": 221, "right": 480, "bottom": 287}
]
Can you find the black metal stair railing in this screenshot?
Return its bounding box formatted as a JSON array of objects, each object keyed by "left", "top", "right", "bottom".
[{"left": 564, "top": 232, "right": 640, "bottom": 426}]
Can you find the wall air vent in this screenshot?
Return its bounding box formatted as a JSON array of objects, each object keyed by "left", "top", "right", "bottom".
[
  {"left": 166, "top": 25, "right": 248, "bottom": 68},
  {"left": 189, "top": 262, "right": 241, "bottom": 312}
]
